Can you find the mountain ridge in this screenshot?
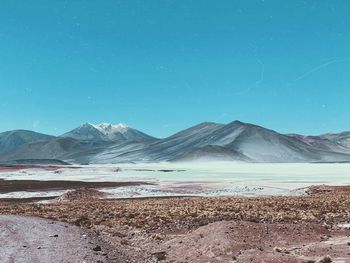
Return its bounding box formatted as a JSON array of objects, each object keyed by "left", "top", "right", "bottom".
[
  {"left": 62, "top": 122, "right": 158, "bottom": 142},
  {"left": 0, "top": 121, "right": 349, "bottom": 164},
  {"left": 0, "top": 130, "right": 55, "bottom": 155}
]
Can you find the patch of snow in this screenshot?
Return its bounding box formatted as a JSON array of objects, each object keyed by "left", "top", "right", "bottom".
[{"left": 96, "top": 123, "right": 129, "bottom": 134}]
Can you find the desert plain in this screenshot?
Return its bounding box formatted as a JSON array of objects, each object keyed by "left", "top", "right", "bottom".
[{"left": 0, "top": 163, "right": 350, "bottom": 262}]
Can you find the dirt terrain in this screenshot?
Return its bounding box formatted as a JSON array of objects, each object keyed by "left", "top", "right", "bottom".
[
  {"left": 0, "top": 179, "right": 150, "bottom": 194},
  {"left": 0, "top": 185, "right": 350, "bottom": 262},
  {"left": 0, "top": 215, "right": 127, "bottom": 263},
  {"left": 0, "top": 165, "right": 68, "bottom": 172}
]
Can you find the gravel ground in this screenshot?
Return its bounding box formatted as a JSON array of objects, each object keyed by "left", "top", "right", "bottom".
[{"left": 0, "top": 215, "right": 124, "bottom": 263}]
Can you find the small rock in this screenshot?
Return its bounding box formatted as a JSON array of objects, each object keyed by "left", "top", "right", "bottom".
[
  {"left": 151, "top": 251, "right": 166, "bottom": 261},
  {"left": 274, "top": 247, "right": 282, "bottom": 253},
  {"left": 120, "top": 239, "right": 130, "bottom": 246},
  {"left": 32, "top": 203, "right": 41, "bottom": 210},
  {"left": 273, "top": 247, "right": 289, "bottom": 254},
  {"left": 49, "top": 234, "right": 58, "bottom": 237},
  {"left": 317, "top": 255, "right": 332, "bottom": 263},
  {"left": 152, "top": 233, "right": 163, "bottom": 240},
  {"left": 93, "top": 245, "right": 102, "bottom": 252},
  {"left": 37, "top": 246, "right": 41, "bottom": 249}
]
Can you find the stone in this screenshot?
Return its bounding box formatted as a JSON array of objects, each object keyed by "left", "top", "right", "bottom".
[
  {"left": 93, "top": 245, "right": 102, "bottom": 252},
  {"left": 151, "top": 251, "right": 166, "bottom": 261}
]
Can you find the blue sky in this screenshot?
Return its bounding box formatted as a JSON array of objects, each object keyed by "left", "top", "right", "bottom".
[{"left": 0, "top": 0, "right": 349, "bottom": 138}]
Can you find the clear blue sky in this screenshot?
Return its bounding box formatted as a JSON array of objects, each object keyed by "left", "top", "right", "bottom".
[{"left": 0, "top": 0, "right": 349, "bottom": 138}]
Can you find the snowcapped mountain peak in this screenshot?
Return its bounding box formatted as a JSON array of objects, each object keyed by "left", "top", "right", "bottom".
[
  {"left": 79, "top": 122, "right": 131, "bottom": 139},
  {"left": 63, "top": 122, "right": 156, "bottom": 142},
  {"left": 80, "top": 122, "right": 130, "bottom": 134},
  {"left": 91, "top": 122, "right": 130, "bottom": 139},
  {"left": 97, "top": 123, "right": 129, "bottom": 133},
  {"left": 98, "top": 123, "right": 113, "bottom": 129}
]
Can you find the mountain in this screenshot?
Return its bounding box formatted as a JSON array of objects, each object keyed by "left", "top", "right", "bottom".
[
  {"left": 216, "top": 121, "right": 350, "bottom": 163},
  {"left": 0, "top": 130, "right": 54, "bottom": 155},
  {"left": 0, "top": 121, "right": 350, "bottom": 164},
  {"left": 62, "top": 123, "right": 157, "bottom": 142},
  {"left": 0, "top": 136, "right": 114, "bottom": 164},
  {"left": 94, "top": 121, "right": 350, "bottom": 163},
  {"left": 173, "top": 145, "right": 252, "bottom": 162},
  {"left": 0, "top": 123, "right": 158, "bottom": 164},
  {"left": 91, "top": 122, "right": 225, "bottom": 163},
  {"left": 320, "top": 132, "right": 350, "bottom": 149},
  {"left": 288, "top": 133, "right": 350, "bottom": 154}
]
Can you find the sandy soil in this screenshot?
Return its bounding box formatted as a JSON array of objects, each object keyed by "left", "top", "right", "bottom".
[{"left": 1, "top": 185, "right": 350, "bottom": 262}]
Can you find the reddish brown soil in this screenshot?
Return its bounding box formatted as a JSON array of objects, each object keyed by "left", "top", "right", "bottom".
[
  {"left": 0, "top": 179, "right": 151, "bottom": 194},
  {"left": 0, "top": 165, "right": 63, "bottom": 172}
]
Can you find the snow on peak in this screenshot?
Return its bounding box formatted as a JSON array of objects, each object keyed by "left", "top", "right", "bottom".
[
  {"left": 83, "top": 122, "right": 130, "bottom": 136},
  {"left": 63, "top": 122, "right": 154, "bottom": 142},
  {"left": 97, "top": 123, "right": 129, "bottom": 134}
]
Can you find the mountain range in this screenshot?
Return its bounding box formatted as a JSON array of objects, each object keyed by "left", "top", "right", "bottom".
[{"left": 0, "top": 121, "right": 350, "bottom": 164}]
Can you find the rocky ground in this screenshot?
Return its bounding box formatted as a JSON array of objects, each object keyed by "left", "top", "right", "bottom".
[
  {"left": 0, "top": 215, "right": 127, "bottom": 263},
  {"left": 0, "top": 185, "right": 350, "bottom": 262}
]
